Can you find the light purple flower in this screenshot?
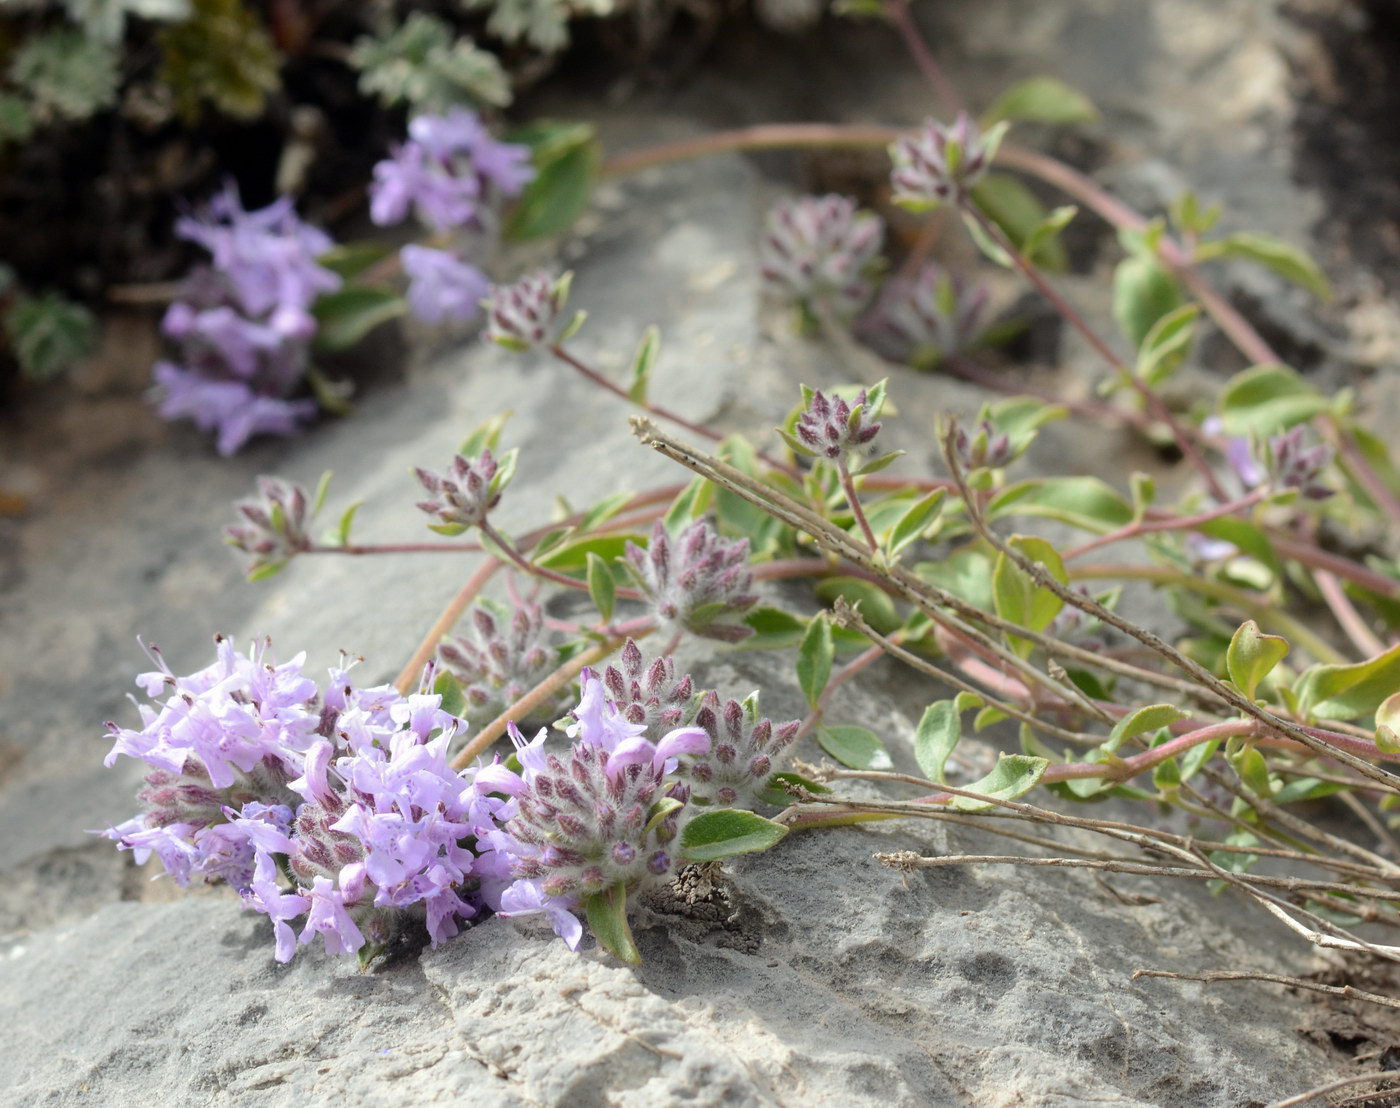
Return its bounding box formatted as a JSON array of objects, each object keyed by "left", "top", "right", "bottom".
[
  {"left": 243, "top": 852, "right": 311, "bottom": 964},
  {"left": 153, "top": 362, "right": 317, "bottom": 456},
  {"left": 401, "top": 246, "right": 490, "bottom": 324},
  {"left": 300, "top": 876, "right": 366, "bottom": 957}
]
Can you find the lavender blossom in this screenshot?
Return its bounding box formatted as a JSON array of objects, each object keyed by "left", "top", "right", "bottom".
[
  {"left": 1268, "top": 426, "right": 1334, "bottom": 500},
  {"left": 479, "top": 670, "right": 709, "bottom": 947},
  {"left": 623, "top": 520, "right": 758, "bottom": 644},
  {"left": 861, "top": 262, "right": 990, "bottom": 368},
  {"left": 759, "top": 195, "right": 884, "bottom": 321},
  {"left": 414, "top": 447, "right": 517, "bottom": 534},
  {"left": 483, "top": 270, "right": 573, "bottom": 352},
  {"left": 369, "top": 108, "right": 534, "bottom": 232},
  {"left": 152, "top": 183, "right": 340, "bottom": 454},
  {"left": 600, "top": 639, "right": 697, "bottom": 740},
  {"left": 438, "top": 601, "right": 565, "bottom": 727},
  {"left": 890, "top": 113, "right": 1007, "bottom": 208},
  {"left": 782, "top": 384, "right": 884, "bottom": 463},
  {"left": 223, "top": 476, "right": 316, "bottom": 576},
  {"left": 401, "top": 245, "right": 491, "bottom": 325},
  {"left": 683, "top": 691, "right": 801, "bottom": 807}
]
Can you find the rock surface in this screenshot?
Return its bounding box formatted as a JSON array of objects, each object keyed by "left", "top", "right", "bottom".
[{"left": 1, "top": 1, "right": 1389, "bottom": 1104}]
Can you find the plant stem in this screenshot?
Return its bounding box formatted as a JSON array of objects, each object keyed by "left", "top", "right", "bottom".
[
  {"left": 1062, "top": 488, "right": 1268, "bottom": 561},
  {"left": 836, "top": 459, "right": 879, "bottom": 552},
  {"left": 480, "top": 519, "right": 644, "bottom": 599},
  {"left": 1314, "top": 569, "right": 1386, "bottom": 658},
  {"left": 884, "top": 0, "right": 964, "bottom": 113},
  {"left": 308, "top": 540, "right": 482, "bottom": 556}
]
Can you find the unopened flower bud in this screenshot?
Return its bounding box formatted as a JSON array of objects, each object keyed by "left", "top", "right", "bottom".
[
  {"left": 600, "top": 640, "right": 698, "bottom": 741},
  {"left": 760, "top": 194, "right": 884, "bottom": 321},
  {"left": 484, "top": 270, "right": 576, "bottom": 351},
  {"left": 682, "top": 691, "right": 801, "bottom": 807},
  {"left": 623, "top": 520, "right": 758, "bottom": 643},
  {"left": 1268, "top": 427, "right": 1333, "bottom": 500},
  {"left": 223, "top": 476, "right": 315, "bottom": 576},
  {"left": 785, "top": 384, "right": 884, "bottom": 463},
  {"left": 890, "top": 113, "right": 1007, "bottom": 208},
  {"left": 863, "top": 262, "right": 990, "bottom": 369},
  {"left": 438, "top": 601, "right": 564, "bottom": 727},
  {"left": 415, "top": 448, "right": 517, "bottom": 534},
  {"left": 952, "top": 418, "right": 1014, "bottom": 471}
]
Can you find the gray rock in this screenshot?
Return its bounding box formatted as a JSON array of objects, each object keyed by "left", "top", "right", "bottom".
[{"left": 1, "top": 1, "right": 1382, "bottom": 1103}]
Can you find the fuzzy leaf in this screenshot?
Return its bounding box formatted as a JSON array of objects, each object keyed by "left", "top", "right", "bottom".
[
  {"left": 949, "top": 755, "right": 1049, "bottom": 811},
  {"left": 1113, "top": 254, "right": 1183, "bottom": 351},
  {"left": 795, "top": 612, "right": 834, "bottom": 709},
  {"left": 1100, "top": 704, "right": 1189, "bottom": 757},
  {"left": 312, "top": 288, "right": 406, "bottom": 352},
  {"left": 989, "top": 477, "right": 1133, "bottom": 533},
  {"left": 585, "top": 552, "right": 616, "bottom": 623},
  {"left": 1201, "top": 232, "right": 1331, "bottom": 302},
  {"left": 755, "top": 771, "right": 831, "bottom": 807},
  {"left": 11, "top": 29, "right": 119, "bottom": 121},
  {"left": 1296, "top": 642, "right": 1400, "bottom": 722},
  {"left": 679, "top": 809, "right": 788, "bottom": 862},
  {"left": 5, "top": 291, "right": 96, "bottom": 380},
  {"left": 505, "top": 125, "right": 600, "bottom": 242},
  {"left": 970, "top": 173, "right": 1069, "bottom": 270},
  {"left": 983, "top": 76, "right": 1099, "bottom": 126},
  {"left": 914, "top": 700, "right": 960, "bottom": 784},
  {"left": 1226, "top": 620, "right": 1289, "bottom": 700},
  {"left": 1218, "top": 363, "right": 1329, "bottom": 436},
  {"left": 350, "top": 13, "right": 511, "bottom": 112},
  {"left": 817, "top": 725, "right": 891, "bottom": 771},
  {"left": 1136, "top": 304, "right": 1199, "bottom": 386},
  {"left": 628, "top": 326, "right": 660, "bottom": 405},
  {"left": 885, "top": 488, "right": 947, "bottom": 558}
]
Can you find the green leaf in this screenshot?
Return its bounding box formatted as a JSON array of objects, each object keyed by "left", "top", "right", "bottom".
[
  {"left": 679, "top": 809, "right": 788, "bottom": 862},
  {"left": 433, "top": 670, "right": 466, "bottom": 718},
  {"left": 1169, "top": 191, "right": 1223, "bottom": 236},
  {"left": 4, "top": 291, "right": 96, "bottom": 381},
  {"left": 629, "top": 326, "right": 660, "bottom": 405},
  {"left": 949, "top": 754, "right": 1049, "bottom": 811},
  {"left": 349, "top": 13, "right": 511, "bottom": 112},
  {"left": 317, "top": 242, "right": 393, "bottom": 281},
  {"left": 1023, "top": 205, "right": 1079, "bottom": 264},
  {"left": 459, "top": 411, "right": 513, "bottom": 459},
  {"left": 643, "top": 797, "right": 684, "bottom": 838},
  {"left": 983, "top": 76, "right": 1099, "bottom": 126},
  {"left": 11, "top": 29, "right": 119, "bottom": 122},
  {"left": 1136, "top": 304, "right": 1199, "bottom": 387},
  {"left": 968, "top": 173, "right": 1069, "bottom": 270},
  {"left": 583, "top": 883, "right": 640, "bottom": 964},
  {"left": 1231, "top": 745, "right": 1274, "bottom": 800},
  {"left": 1199, "top": 232, "right": 1331, "bottom": 301},
  {"left": 662, "top": 477, "right": 714, "bottom": 532},
  {"left": 1192, "top": 517, "right": 1284, "bottom": 583},
  {"left": 1113, "top": 255, "right": 1184, "bottom": 351},
  {"left": 914, "top": 700, "right": 960, "bottom": 784},
  {"left": 817, "top": 725, "right": 891, "bottom": 771},
  {"left": 1101, "top": 704, "right": 1189, "bottom": 756},
  {"left": 738, "top": 606, "right": 808, "bottom": 652},
  {"left": 312, "top": 288, "right": 407, "bottom": 352},
  {"left": 755, "top": 771, "right": 832, "bottom": 807},
  {"left": 992, "top": 534, "right": 1067, "bottom": 653},
  {"left": 585, "top": 552, "right": 616, "bottom": 623},
  {"left": 989, "top": 477, "right": 1133, "bottom": 533},
  {"left": 1226, "top": 619, "right": 1290, "bottom": 699},
  {"left": 505, "top": 126, "right": 600, "bottom": 241},
  {"left": 886, "top": 488, "right": 947, "bottom": 558},
  {"left": 795, "top": 613, "right": 834, "bottom": 709},
  {"left": 332, "top": 500, "right": 363, "bottom": 547},
  {"left": 1218, "top": 363, "right": 1329, "bottom": 436},
  {"left": 536, "top": 534, "right": 634, "bottom": 572},
  {"left": 1375, "top": 692, "right": 1400, "bottom": 753},
  {"left": 813, "top": 577, "right": 901, "bottom": 634},
  {"left": 1296, "top": 642, "right": 1400, "bottom": 722}
]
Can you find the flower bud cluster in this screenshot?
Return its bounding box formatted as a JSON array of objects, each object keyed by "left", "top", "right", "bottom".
[
  {"left": 438, "top": 602, "right": 565, "bottom": 726},
  {"left": 863, "top": 262, "right": 990, "bottom": 369},
  {"left": 223, "top": 476, "right": 315, "bottom": 576},
  {"left": 952, "top": 418, "right": 1014, "bottom": 471},
  {"left": 414, "top": 447, "right": 517, "bottom": 534},
  {"left": 153, "top": 184, "right": 337, "bottom": 454},
  {"left": 759, "top": 194, "right": 884, "bottom": 321},
  {"left": 685, "top": 692, "right": 801, "bottom": 807},
  {"left": 477, "top": 669, "right": 709, "bottom": 949},
  {"left": 787, "top": 385, "right": 884, "bottom": 463},
  {"left": 890, "top": 113, "right": 1006, "bottom": 208},
  {"left": 600, "top": 639, "right": 697, "bottom": 740},
  {"left": 1268, "top": 427, "right": 1333, "bottom": 500},
  {"left": 484, "top": 270, "right": 575, "bottom": 351},
  {"left": 623, "top": 520, "right": 758, "bottom": 643},
  {"left": 99, "top": 639, "right": 503, "bottom": 963}
]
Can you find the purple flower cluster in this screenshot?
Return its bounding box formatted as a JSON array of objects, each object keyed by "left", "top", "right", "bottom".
[
  {"left": 786, "top": 385, "right": 884, "bottom": 463},
  {"left": 474, "top": 669, "right": 710, "bottom": 949},
  {"left": 98, "top": 637, "right": 503, "bottom": 962},
  {"left": 370, "top": 109, "right": 534, "bottom": 326},
  {"left": 153, "top": 185, "right": 340, "bottom": 455},
  {"left": 438, "top": 601, "right": 565, "bottom": 727},
  {"left": 414, "top": 446, "right": 517, "bottom": 535}
]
